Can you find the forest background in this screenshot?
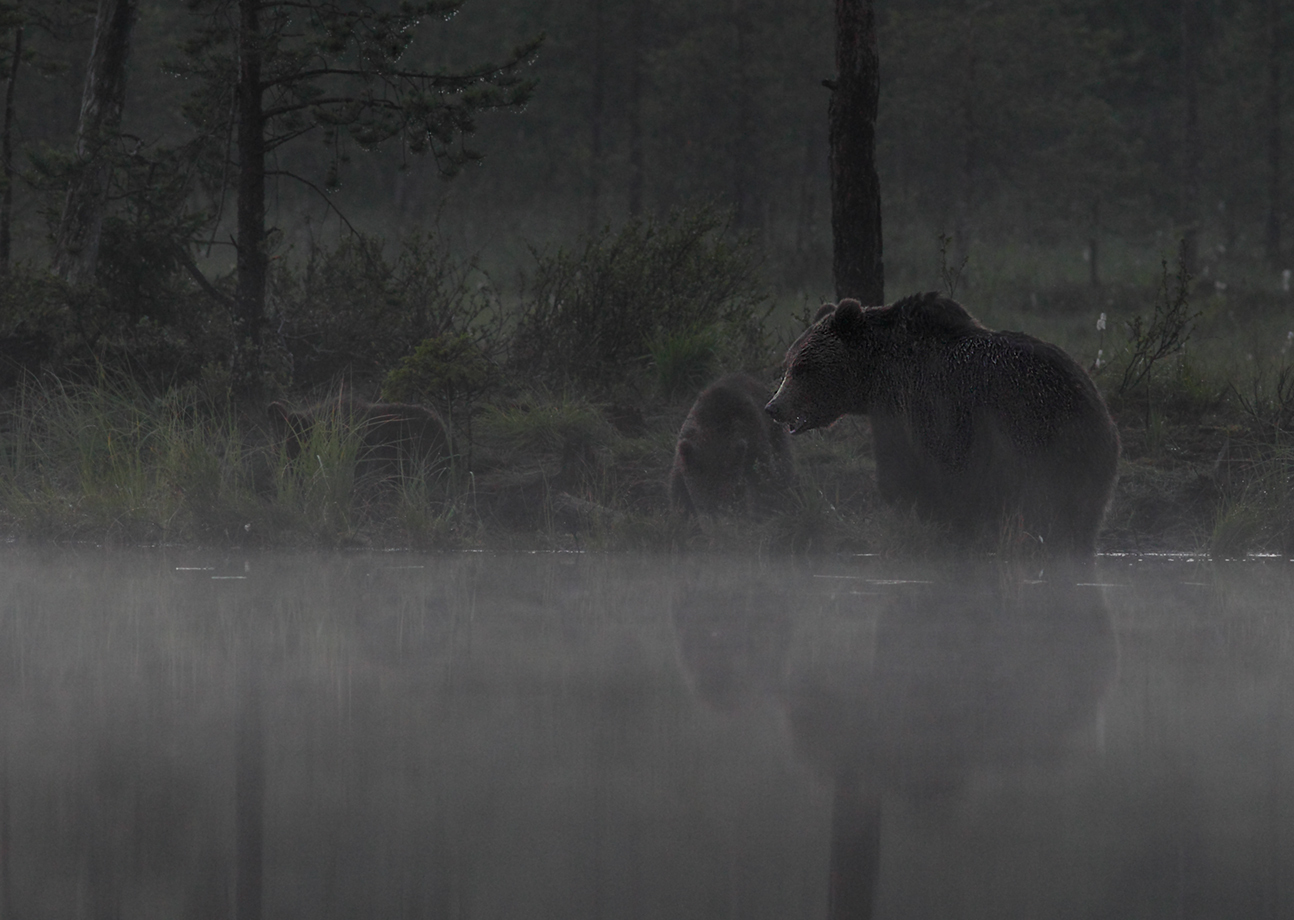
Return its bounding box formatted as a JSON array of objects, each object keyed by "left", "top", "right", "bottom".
[
  {"left": 0, "top": 0, "right": 1291, "bottom": 554},
  {"left": 7, "top": 0, "right": 1291, "bottom": 304}
]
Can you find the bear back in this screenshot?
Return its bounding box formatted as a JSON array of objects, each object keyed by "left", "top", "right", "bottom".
[{"left": 826, "top": 293, "right": 985, "bottom": 343}]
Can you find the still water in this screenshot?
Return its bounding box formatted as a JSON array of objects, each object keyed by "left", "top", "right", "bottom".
[{"left": 0, "top": 548, "right": 1290, "bottom": 919}]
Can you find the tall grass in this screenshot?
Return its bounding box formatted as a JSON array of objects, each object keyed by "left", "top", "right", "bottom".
[
  {"left": 0, "top": 375, "right": 252, "bottom": 541},
  {"left": 0, "top": 376, "right": 467, "bottom": 547}
]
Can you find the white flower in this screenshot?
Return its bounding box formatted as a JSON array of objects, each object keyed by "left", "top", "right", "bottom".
[
  {"left": 1096, "top": 312, "right": 1106, "bottom": 332},
  {"left": 1095, "top": 349, "right": 1104, "bottom": 368}
]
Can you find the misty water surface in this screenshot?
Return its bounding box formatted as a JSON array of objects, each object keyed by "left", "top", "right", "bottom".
[{"left": 0, "top": 548, "right": 1290, "bottom": 919}]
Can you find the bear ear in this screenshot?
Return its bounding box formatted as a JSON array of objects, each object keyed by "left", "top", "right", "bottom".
[
  {"left": 832, "top": 299, "right": 865, "bottom": 335},
  {"left": 678, "top": 440, "right": 697, "bottom": 464},
  {"left": 813, "top": 303, "right": 836, "bottom": 323}
]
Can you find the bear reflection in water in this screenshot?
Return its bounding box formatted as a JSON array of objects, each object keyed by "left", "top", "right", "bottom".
[
  {"left": 786, "top": 575, "right": 1116, "bottom": 798},
  {"left": 672, "top": 567, "right": 1117, "bottom": 918}
]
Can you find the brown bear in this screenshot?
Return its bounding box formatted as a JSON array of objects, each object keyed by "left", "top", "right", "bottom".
[
  {"left": 670, "top": 372, "right": 795, "bottom": 515},
  {"left": 269, "top": 397, "right": 450, "bottom": 482},
  {"left": 765, "top": 293, "right": 1120, "bottom": 554}
]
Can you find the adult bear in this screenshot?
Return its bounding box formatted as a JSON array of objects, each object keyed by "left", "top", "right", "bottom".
[
  {"left": 670, "top": 372, "right": 795, "bottom": 515},
  {"left": 765, "top": 293, "right": 1119, "bottom": 554},
  {"left": 269, "top": 397, "right": 449, "bottom": 481}
]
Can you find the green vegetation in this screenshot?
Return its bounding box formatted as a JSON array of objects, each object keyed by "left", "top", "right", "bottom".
[
  {"left": 2, "top": 207, "right": 1293, "bottom": 557},
  {"left": 509, "top": 210, "right": 770, "bottom": 395},
  {"left": 2, "top": 0, "right": 1291, "bottom": 555}
]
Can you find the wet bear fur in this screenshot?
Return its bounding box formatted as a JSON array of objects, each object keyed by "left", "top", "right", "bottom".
[
  {"left": 269, "top": 397, "right": 449, "bottom": 481},
  {"left": 765, "top": 293, "right": 1120, "bottom": 554},
  {"left": 670, "top": 373, "right": 795, "bottom": 515}
]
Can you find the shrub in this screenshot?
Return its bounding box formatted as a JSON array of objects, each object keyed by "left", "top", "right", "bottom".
[
  {"left": 271, "top": 233, "right": 494, "bottom": 389},
  {"left": 649, "top": 328, "right": 718, "bottom": 401},
  {"left": 509, "top": 208, "right": 771, "bottom": 394},
  {"left": 0, "top": 261, "right": 226, "bottom": 388},
  {"left": 380, "top": 332, "right": 500, "bottom": 460},
  {"left": 0, "top": 269, "right": 67, "bottom": 385},
  {"left": 477, "top": 400, "right": 616, "bottom": 468},
  {"left": 1104, "top": 252, "right": 1200, "bottom": 410}
]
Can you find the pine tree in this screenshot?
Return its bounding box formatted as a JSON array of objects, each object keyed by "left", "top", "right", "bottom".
[
  {"left": 175, "top": 0, "right": 540, "bottom": 395},
  {"left": 51, "top": 0, "right": 136, "bottom": 286},
  {"left": 828, "top": 0, "right": 883, "bottom": 304}
]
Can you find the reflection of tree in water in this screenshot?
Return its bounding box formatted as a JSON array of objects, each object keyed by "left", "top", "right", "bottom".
[{"left": 672, "top": 565, "right": 1118, "bottom": 919}]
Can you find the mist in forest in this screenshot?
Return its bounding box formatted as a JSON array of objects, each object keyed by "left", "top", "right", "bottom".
[{"left": 7, "top": 0, "right": 1291, "bottom": 290}]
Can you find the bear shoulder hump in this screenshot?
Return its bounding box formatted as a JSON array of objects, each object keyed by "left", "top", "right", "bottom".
[{"left": 892, "top": 292, "right": 984, "bottom": 337}]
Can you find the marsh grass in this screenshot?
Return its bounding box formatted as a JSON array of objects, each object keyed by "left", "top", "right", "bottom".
[
  {"left": 478, "top": 400, "right": 617, "bottom": 465},
  {"left": 267, "top": 394, "right": 479, "bottom": 547},
  {"left": 0, "top": 375, "right": 474, "bottom": 547},
  {"left": 1210, "top": 499, "right": 1267, "bottom": 560},
  {"left": 0, "top": 374, "right": 256, "bottom": 541},
  {"left": 1208, "top": 435, "right": 1294, "bottom": 558},
  {"left": 3, "top": 265, "right": 1293, "bottom": 554},
  {"left": 270, "top": 396, "right": 378, "bottom": 542}
]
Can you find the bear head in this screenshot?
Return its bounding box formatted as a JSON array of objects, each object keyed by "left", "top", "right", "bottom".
[
  {"left": 765, "top": 293, "right": 982, "bottom": 434},
  {"left": 676, "top": 429, "right": 751, "bottom": 510},
  {"left": 765, "top": 298, "right": 874, "bottom": 434}
]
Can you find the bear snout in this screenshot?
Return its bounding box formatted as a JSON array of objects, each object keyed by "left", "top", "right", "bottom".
[{"left": 765, "top": 388, "right": 809, "bottom": 434}]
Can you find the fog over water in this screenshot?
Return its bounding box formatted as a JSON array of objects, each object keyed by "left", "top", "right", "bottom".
[{"left": 0, "top": 548, "right": 1290, "bottom": 918}]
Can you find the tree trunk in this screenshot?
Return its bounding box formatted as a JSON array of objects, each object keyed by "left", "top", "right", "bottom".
[
  {"left": 828, "top": 772, "right": 881, "bottom": 920},
  {"left": 51, "top": 0, "right": 135, "bottom": 286},
  {"left": 234, "top": 0, "right": 268, "bottom": 394},
  {"left": 731, "top": 0, "right": 756, "bottom": 230},
  {"left": 1088, "top": 197, "right": 1100, "bottom": 288},
  {"left": 829, "top": 0, "right": 883, "bottom": 305},
  {"left": 1265, "top": 0, "right": 1282, "bottom": 269},
  {"left": 626, "top": 0, "right": 645, "bottom": 218},
  {"left": 954, "top": 1, "right": 977, "bottom": 288},
  {"left": 0, "top": 726, "right": 10, "bottom": 920},
  {"left": 1179, "top": 0, "right": 1201, "bottom": 276},
  {"left": 234, "top": 653, "right": 264, "bottom": 920},
  {"left": 794, "top": 120, "right": 821, "bottom": 286},
  {"left": 0, "top": 26, "right": 22, "bottom": 273},
  {"left": 587, "top": 0, "right": 605, "bottom": 233}
]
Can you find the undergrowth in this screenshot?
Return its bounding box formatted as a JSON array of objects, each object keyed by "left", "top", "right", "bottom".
[{"left": 2, "top": 234, "right": 1294, "bottom": 556}]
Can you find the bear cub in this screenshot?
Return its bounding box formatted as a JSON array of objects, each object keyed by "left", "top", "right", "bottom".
[
  {"left": 670, "top": 372, "right": 795, "bottom": 515},
  {"left": 765, "top": 293, "right": 1120, "bottom": 554}
]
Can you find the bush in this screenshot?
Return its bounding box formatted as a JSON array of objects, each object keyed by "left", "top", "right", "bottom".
[
  {"left": 381, "top": 331, "right": 501, "bottom": 461},
  {"left": 1103, "top": 253, "right": 1200, "bottom": 411},
  {"left": 509, "top": 208, "right": 771, "bottom": 395},
  {"left": 271, "top": 233, "right": 494, "bottom": 389},
  {"left": 0, "top": 260, "right": 227, "bottom": 388},
  {"left": 477, "top": 400, "right": 616, "bottom": 468},
  {"left": 0, "top": 269, "right": 67, "bottom": 385},
  {"left": 649, "top": 327, "right": 718, "bottom": 401}
]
